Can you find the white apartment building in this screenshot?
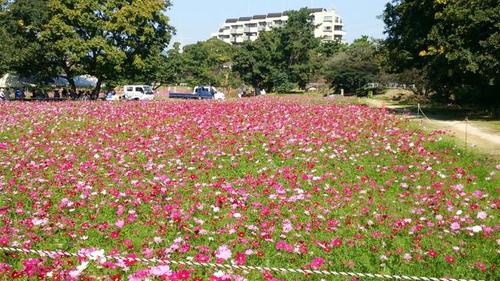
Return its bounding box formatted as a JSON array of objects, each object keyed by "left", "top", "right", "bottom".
[{"left": 212, "top": 8, "right": 346, "bottom": 45}]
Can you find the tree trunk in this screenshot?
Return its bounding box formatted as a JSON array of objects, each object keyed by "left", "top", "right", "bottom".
[
  {"left": 67, "top": 76, "right": 77, "bottom": 94},
  {"left": 94, "top": 79, "right": 102, "bottom": 97}
]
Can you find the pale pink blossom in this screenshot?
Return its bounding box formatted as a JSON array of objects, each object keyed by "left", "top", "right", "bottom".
[{"left": 215, "top": 245, "right": 232, "bottom": 260}]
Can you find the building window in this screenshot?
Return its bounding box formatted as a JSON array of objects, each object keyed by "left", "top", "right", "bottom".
[{"left": 324, "top": 16, "right": 333, "bottom": 22}]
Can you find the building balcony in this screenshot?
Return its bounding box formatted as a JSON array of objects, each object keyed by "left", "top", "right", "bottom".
[
  {"left": 323, "top": 16, "right": 333, "bottom": 22},
  {"left": 231, "top": 28, "right": 244, "bottom": 34},
  {"left": 244, "top": 27, "right": 258, "bottom": 33}
]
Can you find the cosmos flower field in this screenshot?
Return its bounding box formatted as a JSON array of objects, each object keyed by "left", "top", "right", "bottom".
[{"left": 0, "top": 98, "right": 498, "bottom": 281}]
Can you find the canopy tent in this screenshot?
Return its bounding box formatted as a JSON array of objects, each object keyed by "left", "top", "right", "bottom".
[
  {"left": 50, "top": 75, "right": 99, "bottom": 89},
  {"left": 0, "top": 74, "right": 35, "bottom": 89},
  {"left": 0, "top": 74, "right": 99, "bottom": 89}
]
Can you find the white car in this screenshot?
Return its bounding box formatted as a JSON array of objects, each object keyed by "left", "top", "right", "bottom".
[{"left": 124, "top": 85, "right": 155, "bottom": 101}]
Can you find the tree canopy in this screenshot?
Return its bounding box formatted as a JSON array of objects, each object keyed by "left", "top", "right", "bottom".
[
  {"left": 321, "top": 37, "right": 382, "bottom": 93},
  {"left": 233, "top": 8, "right": 320, "bottom": 92},
  {"left": 181, "top": 38, "right": 239, "bottom": 87},
  {"left": 1, "top": 0, "right": 174, "bottom": 92},
  {"left": 383, "top": 0, "right": 500, "bottom": 106}
]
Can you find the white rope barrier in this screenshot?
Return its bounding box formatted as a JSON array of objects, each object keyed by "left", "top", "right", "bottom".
[
  {"left": 0, "top": 247, "right": 484, "bottom": 281},
  {"left": 417, "top": 103, "right": 473, "bottom": 151},
  {"left": 416, "top": 104, "right": 472, "bottom": 132}
]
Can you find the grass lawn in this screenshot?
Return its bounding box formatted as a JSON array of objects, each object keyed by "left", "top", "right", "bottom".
[{"left": 0, "top": 97, "right": 498, "bottom": 280}]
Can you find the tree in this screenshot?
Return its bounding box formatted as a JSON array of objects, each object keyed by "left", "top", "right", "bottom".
[
  {"left": 316, "top": 41, "right": 348, "bottom": 57},
  {"left": 181, "top": 38, "right": 239, "bottom": 87},
  {"left": 0, "top": 0, "right": 10, "bottom": 75},
  {"left": 233, "top": 7, "right": 319, "bottom": 92},
  {"left": 233, "top": 31, "right": 280, "bottom": 92},
  {"left": 162, "top": 43, "right": 185, "bottom": 86},
  {"left": 323, "top": 37, "right": 381, "bottom": 93},
  {"left": 383, "top": 0, "right": 500, "bottom": 106},
  {"left": 276, "top": 8, "right": 320, "bottom": 89},
  {"left": 311, "top": 41, "right": 349, "bottom": 82},
  {"left": 3, "top": 0, "right": 174, "bottom": 93},
  {"left": 1, "top": 0, "right": 54, "bottom": 82}
]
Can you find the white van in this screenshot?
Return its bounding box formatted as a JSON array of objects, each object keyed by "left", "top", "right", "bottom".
[{"left": 124, "top": 85, "right": 155, "bottom": 101}]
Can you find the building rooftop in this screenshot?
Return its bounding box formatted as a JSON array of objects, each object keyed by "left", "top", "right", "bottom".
[
  {"left": 267, "top": 13, "right": 283, "bottom": 18},
  {"left": 224, "top": 8, "right": 330, "bottom": 23},
  {"left": 253, "top": 15, "right": 267, "bottom": 20},
  {"left": 307, "top": 8, "right": 325, "bottom": 13}
]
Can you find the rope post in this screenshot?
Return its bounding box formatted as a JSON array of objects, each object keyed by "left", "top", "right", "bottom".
[
  {"left": 417, "top": 103, "right": 424, "bottom": 126},
  {"left": 465, "top": 117, "right": 469, "bottom": 151}
]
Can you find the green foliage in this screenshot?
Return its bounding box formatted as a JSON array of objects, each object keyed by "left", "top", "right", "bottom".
[
  {"left": 272, "top": 72, "right": 295, "bottom": 93},
  {"left": 316, "top": 41, "right": 348, "bottom": 57},
  {"left": 233, "top": 8, "right": 320, "bottom": 92},
  {"left": 278, "top": 9, "right": 320, "bottom": 89},
  {"left": 0, "top": 0, "right": 9, "bottom": 75},
  {"left": 233, "top": 31, "right": 280, "bottom": 92},
  {"left": 383, "top": 0, "right": 500, "bottom": 106},
  {"left": 2, "top": 0, "right": 174, "bottom": 91},
  {"left": 162, "top": 43, "right": 185, "bottom": 86},
  {"left": 322, "top": 37, "right": 382, "bottom": 93},
  {"left": 1, "top": 0, "right": 54, "bottom": 82},
  {"left": 181, "top": 38, "right": 239, "bottom": 87}
]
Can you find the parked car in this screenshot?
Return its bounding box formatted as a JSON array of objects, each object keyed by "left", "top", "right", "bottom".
[
  {"left": 169, "top": 86, "right": 225, "bottom": 100},
  {"left": 124, "top": 85, "right": 155, "bottom": 101}
]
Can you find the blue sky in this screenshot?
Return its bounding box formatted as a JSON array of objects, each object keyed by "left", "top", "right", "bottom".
[{"left": 167, "top": 0, "right": 389, "bottom": 46}]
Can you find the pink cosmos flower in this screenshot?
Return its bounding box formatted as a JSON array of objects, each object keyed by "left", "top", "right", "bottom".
[
  {"left": 445, "top": 255, "right": 455, "bottom": 264},
  {"left": 195, "top": 254, "right": 210, "bottom": 263},
  {"left": 309, "top": 257, "right": 325, "bottom": 269},
  {"left": 332, "top": 238, "right": 343, "bottom": 247},
  {"left": 129, "top": 269, "right": 150, "bottom": 281},
  {"left": 215, "top": 245, "right": 232, "bottom": 260},
  {"left": 427, "top": 249, "right": 438, "bottom": 258},
  {"left": 235, "top": 252, "right": 246, "bottom": 265},
  {"left": 477, "top": 211, "right": 487, "bottom": 220},
  {"left": 22, "top": 258, "right": 43, "bottom": 278},
  {"left": 282, "top": 219, "right": 293, "bottom": 233},
  {"left": 276, "top": 240, "right": 294, "bottom": 253},
  {"left": 174, "top": 270, "right": 191, "bottom": 280},
  {"left": 475, "top": 262, "right": 487, "bottom": 272},
  {"left": 0, "top": 263, "right": 12, "bottom": 273},
  {"left": 450, "top": 222, "right": 460, "bottom": 231},
  {"left": 115, "top": 220, "right": 125, "bottom": 228},
  {"left": 150, "top": 265, "right": 172, "bottom": 276},
  {"left": 473, "top": 190, "right": 483, "bottom": 198}
]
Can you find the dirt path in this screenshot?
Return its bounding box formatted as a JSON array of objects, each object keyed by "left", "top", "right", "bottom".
[
  {"left": 364, "top": 99, "right": 500, "bottom": 159},
  {"left": 420, "top": 119, "right": 500, "bottom": 158}
]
